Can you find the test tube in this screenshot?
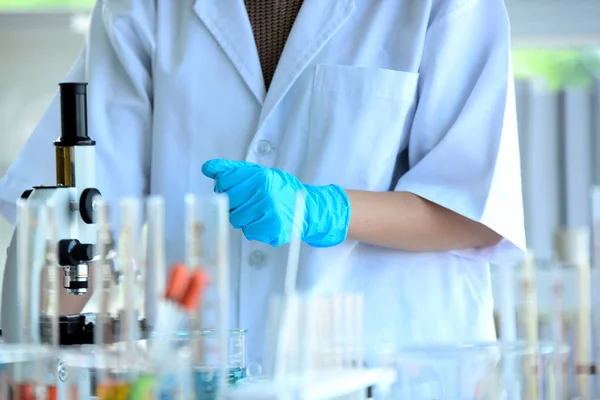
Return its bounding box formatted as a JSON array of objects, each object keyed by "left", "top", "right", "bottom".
[
  {"left": 42, "top": 202, "right": 59, "bottom": 349},
  {"left": 314, "top": 296, "right": 333, "bottom": 370},
  {"left": 89, "top": 199, "right": 113, "bottom": 399},
  {"left": 119, "top": 198, "right": 141, "bottom": 350},
  {"left": 186, "top": 194, "right": 230, "bottom": 397},
  {"left": 145, "top": 196, "right": 194, "bottom": 399},
  {"left": 185, "top": 194, "right": 203, "bottom": 342},
  {"left": 94, "top": 198, "right": 112, "bottom": 348},
  {"left": 94, "top": 198, "right": 141, "bottom": 398},
  {"left": 332, "top": 295, "right": 344, "bottom": 369},
  {"left": 297, "top": 297, "right": 315, "bottom": 377},
  {"left": 16, "top": 198, "right": 33, "bottom": 344},
  {"left": 145, "top": 197, "right": 166, "bottom": 332},
  {"left": 344, "top": 293, "right": 364, "bottom": 370},
  {"left": 185, "top": 194, "right": 204, "bottom": 371},
  {"left": 550, "top": 232, "right": 568, "bottom": 396},
  {"left": 556, "top": 228, "right": 594, "bottom": 398},
  {"left": 11, "top": 199, "right": 45, "bottom": 397},
  {"left": 42, "top": 202, "right": 61, "bottom": 399},
  {"left": 521, "top": 252, "right": 539, "bottom": 400},
  {"left": 592, "top": 186, "right": 600, "bottom": 397}
]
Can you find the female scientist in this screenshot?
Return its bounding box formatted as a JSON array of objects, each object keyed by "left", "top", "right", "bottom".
[{"left": 0, "top": 0, "right": 525, "bottom": 365}]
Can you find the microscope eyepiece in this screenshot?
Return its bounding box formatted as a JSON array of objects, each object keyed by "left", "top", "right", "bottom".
[
  {"left": 54, "top": 82, "right": 96, "bottom": 187},
  {"left": 54, "top": 83, "right": 95, "bottom": 147}
]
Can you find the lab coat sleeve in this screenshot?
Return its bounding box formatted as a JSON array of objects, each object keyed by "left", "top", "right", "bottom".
[
  {"left": 0, "top": 0, "right": 154, "bottom": 225},
  {"left": 393, "top": 0, "right": 526, "bottom": 264}
]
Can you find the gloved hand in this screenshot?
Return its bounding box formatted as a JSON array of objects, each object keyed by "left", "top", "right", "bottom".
[{"left": 201, "top": 159, "right": 351, "bottom": 247}]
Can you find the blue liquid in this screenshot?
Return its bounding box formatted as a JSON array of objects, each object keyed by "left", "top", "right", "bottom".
[
  {"left": 158, "top": 374, "right": 181, "bottom": 400},
  {"left": 194, "top": 367, "right": 246, "bottom": 399}
]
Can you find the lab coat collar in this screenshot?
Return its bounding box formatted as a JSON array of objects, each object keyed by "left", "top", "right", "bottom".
[
  {"left": 194, "top": 0, "right": 266, "bottom": 103},
  {"left": 195, "top": 0, "right": 356, "bottom": 128},
  {"left": 259, "top": 0, "right": 355, "bottom": 130}
]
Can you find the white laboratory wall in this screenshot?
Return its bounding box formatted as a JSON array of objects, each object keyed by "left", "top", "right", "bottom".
[
  {"left": 0, "top": 14, "right": 84, "bottom": 174},
  {"left": 0, "top": 13, "right": 85, "bottom": 308}
]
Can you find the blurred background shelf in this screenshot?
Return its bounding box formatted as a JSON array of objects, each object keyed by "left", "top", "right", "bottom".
[{"left": 506, "top": 0, "right": 600, "bottom": 47}]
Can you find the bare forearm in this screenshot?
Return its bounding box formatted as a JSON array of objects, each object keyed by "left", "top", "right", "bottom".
[{"left": 345, "top": 190, "right": 502, "bottom": 252}]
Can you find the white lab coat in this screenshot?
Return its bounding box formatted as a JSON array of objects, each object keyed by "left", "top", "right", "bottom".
[{"left": 0, "top": 0, "right": 525, "bottom": 370}]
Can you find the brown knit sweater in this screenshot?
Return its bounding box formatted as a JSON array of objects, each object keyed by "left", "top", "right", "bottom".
[{"left": 244, "top": 0, "right": 304, "bottom": 90}]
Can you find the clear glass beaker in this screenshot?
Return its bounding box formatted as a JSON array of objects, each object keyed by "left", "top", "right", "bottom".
[
  {"left": 474, "top": 341, "right": 570, "bottom": 400},
  {"left": 177, "top": 329, "right": 247, "bottom": 399},
  {"left": 375, "top": 340, "right": 569, "bottom": 400},
  {"left": 176, "top": 329, "right": 247, "bottom": 375}
]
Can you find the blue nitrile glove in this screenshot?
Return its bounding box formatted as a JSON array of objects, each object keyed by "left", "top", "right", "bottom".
[{"left": 201, "top": 159, "right": 351, "bottom": 247}]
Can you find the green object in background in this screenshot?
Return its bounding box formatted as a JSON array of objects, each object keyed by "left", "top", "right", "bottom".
[
  {"left": 129, "top": 375, "right": 156, "bottom": 400},
  {"left": 513, "top": 49, "right": 600, "bottom": 90},
  {"left": 0, "top": 0, "right": 95, "bottom": 10}
]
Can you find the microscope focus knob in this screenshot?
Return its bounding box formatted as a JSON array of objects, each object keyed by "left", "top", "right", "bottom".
[
  {"left": 58, "top": 239, "right": 94, "bottom": 266},
  {"left": 80, "top": 188, "right": 102, "bottom": 224}
]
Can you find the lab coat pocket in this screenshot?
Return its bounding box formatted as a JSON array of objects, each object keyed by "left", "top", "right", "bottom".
[{"left": 307, "top": 64, "right": 419, "bottom": 190}]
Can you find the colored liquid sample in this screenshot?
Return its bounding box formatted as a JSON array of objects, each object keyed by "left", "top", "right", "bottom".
[
  {"left": 97, "top": 381, "right": 131, "bottom": 400},
  {"left": 129, "top": 375, "right": 156, "bottom": 400},
  {"left": 47, "top": 385, "right": 56, "bottom": 400},
  {"left": 9, "top": 383, "right": 76, "bottom": 400},
  {"left": 157, "top": 374, "right": 180, "bottom": 400},
  {"left": 194, "top": 367, "right": 246, "bottom": 399},
  {"left": 64, "top": 385, "right": 79, "bottom": 400},
  {"left": 12, "top": 382, "right": 38, "bottom": 400}
]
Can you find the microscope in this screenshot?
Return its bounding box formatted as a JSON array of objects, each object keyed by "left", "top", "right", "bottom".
[{"left": 0, "top": 83, "right": 137, "bottom": 345}]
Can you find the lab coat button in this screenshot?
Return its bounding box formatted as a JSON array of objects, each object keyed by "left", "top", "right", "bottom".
[
  {"left": 254, "top": 140, "right": 273, "bottom": 155},
  {"left": 248, "top": 250, "right": 266, "bottom": 268}
]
